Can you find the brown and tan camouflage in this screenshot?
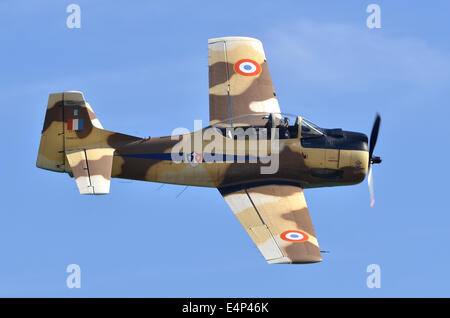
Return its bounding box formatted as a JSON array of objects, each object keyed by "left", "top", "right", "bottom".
[
  {"left": 36, "top": 91, "right": 141, "bottom": 194},
  {"left": 36, "top": 37, "right": 370, "bottom": 264},
  {"left": 220, "top": 185, "right": 322, "bottom": 264},
  {"left": 209, "top": 37, "right": 280, "bottom": 125}
]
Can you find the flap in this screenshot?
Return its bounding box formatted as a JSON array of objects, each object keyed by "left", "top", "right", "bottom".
[{"left": 66, "top": 148, "right": 115, "bottom": 195}]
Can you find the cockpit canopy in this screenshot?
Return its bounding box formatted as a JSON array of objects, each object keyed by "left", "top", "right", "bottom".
[
  {"left": 211, "top": 113, "right": 296, "bottom": 128},
  {"left": 209, "top": 113, "right": 324, "bottom": 140}
]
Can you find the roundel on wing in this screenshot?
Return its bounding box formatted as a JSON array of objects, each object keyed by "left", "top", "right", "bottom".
[
  {"left": 280, "top": 230, "right": 309, "bottom": 242},
  {"left": 233, "top": 59, "right": 262, "bottom": 76}
]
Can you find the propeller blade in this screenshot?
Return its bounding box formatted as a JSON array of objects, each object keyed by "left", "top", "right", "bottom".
[
  {"left": 368, "top": 164, "right": 375, "bottom": 208},
  {"left": 367, "top": 113, "right": 381, "bottom": 208},
  {"left": 369, "top": 113, "right": 381, "bottom": 162}
]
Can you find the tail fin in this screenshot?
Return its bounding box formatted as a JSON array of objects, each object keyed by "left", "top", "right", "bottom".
[{"left": 36, "top": 91, "right": 138, "bottom": 194}]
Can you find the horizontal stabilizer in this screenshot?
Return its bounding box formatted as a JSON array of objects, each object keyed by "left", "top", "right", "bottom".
[{"left": 66, "top": 148, "right": 115, "bottom": 195}]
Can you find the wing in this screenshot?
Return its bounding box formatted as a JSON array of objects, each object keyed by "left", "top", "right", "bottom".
[
  {"left": 66, "top": 148, "right": 115, "bottom": 195},
  {"left": 219, "top": 184, "right": 322, "bottom": 264},
  {"left": 208, "top": 37, "right": 281, "bottom": 125}
]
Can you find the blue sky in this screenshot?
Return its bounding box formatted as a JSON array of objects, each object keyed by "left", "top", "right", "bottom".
[{"left": 0, "top": 0, "right": 449, "bottom": 297}]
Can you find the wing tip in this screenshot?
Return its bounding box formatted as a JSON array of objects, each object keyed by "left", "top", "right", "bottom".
[
  {"left": 208, "top": 36, "right": 262, "bottom": 45},
  {"left": 267, "top": 256, "right": 323, "bottom": 264}
]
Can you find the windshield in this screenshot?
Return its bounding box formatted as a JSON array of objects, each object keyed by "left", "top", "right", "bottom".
[{"left": 301, "top": 118, "right": 324, "bottom": 138}]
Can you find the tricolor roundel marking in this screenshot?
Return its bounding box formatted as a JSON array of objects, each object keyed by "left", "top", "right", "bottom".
[
  {"left": 234, "top": 59, "right": 262, "bottom": 76},
  {"left": 280, "top": 230, "right": 309, "bottom": 242},
  {"left": 185, "top": 151, "right": 203, "bottom": 167}
]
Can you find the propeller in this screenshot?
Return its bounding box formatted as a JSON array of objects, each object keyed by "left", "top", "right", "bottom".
[{"left": 367, "top": 113, "right": 382, "bottom": 208}]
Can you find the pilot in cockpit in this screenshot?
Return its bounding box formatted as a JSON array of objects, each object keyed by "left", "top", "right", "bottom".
[
  {"left": 264, "top": 114, "right": 294, "bottom": 139},
  {"left": 279, "top": 117, "right": 290, "bottom": 139}
]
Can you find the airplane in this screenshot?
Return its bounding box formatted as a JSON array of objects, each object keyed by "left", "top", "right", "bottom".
[{"left": 36, "top": 36, "right": 381, "bottom": 264}]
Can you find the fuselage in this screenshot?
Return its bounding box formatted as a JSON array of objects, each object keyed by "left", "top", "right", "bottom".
[{"left": 110, "top": 119, "right": 369, "bottom": 190}]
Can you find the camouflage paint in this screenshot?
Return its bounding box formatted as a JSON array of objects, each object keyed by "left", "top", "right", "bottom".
[{"left": 36, "top": 37, "right": 370, "bottom": 264}]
